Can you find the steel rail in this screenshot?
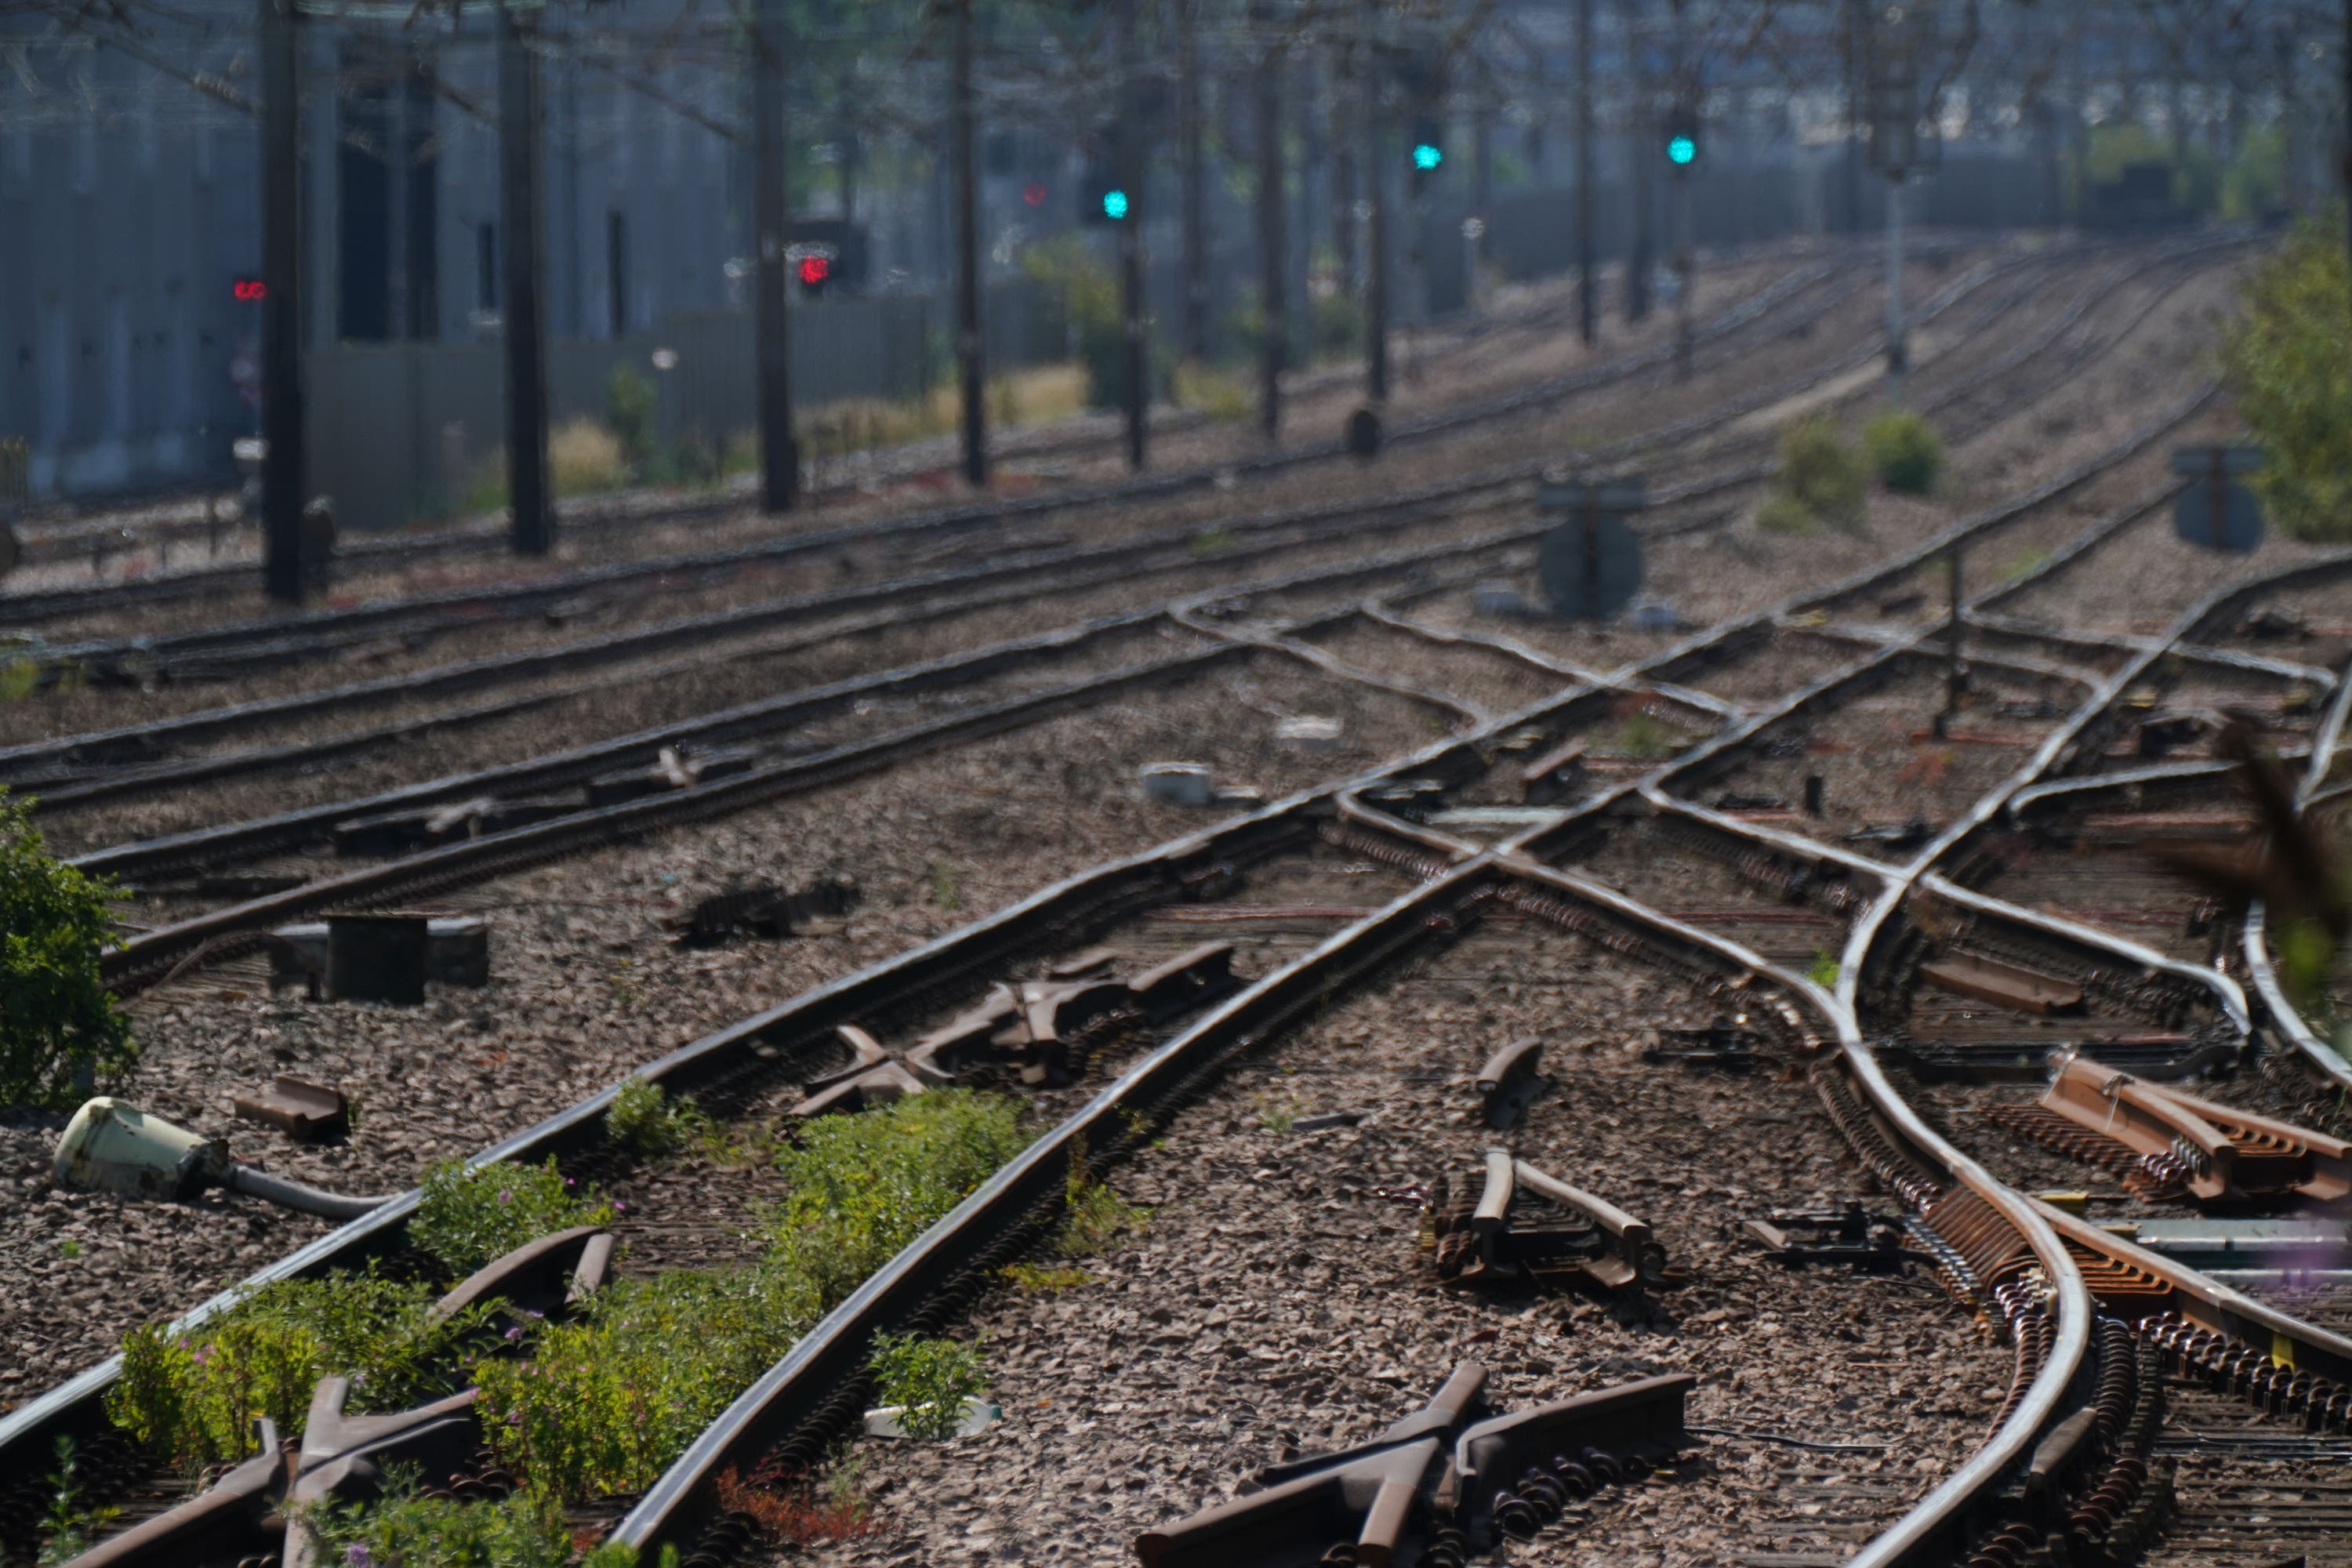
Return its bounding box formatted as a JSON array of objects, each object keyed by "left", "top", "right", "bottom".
[
  {"left": 9, "top": 251, "right": 2249, "bottom": 1561},
  {"left": 1, "top": 245, "right": 2021, "bottom": 785},
  {"left": 6, "top": 397, "right": 2174, "bottom": 1507}
]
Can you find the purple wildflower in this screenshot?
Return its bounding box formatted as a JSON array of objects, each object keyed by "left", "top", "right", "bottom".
[
  {"left": 505, "top": 1326, "right": 525, "bottom": 1341},
  {"left": 497, "top": 1190, "right": 513, "bottom": 1204}
]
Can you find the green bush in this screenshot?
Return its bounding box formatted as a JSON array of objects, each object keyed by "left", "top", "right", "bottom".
[
  {"left": 1022, "top": 238, "right": 1163, "bottom": 412},
  {"left": 868, "top": 1332, "right": 987, "bottom": 1440},
  {"left": 479, "top": 1091, "right": 1031, "bottom": 1501},
  {"left": 294, "top": 1475, "right": 650, "bottom": 1568},
  {"left": 0, "top": 791, "right": 134, "bottom": 1110},
  {"left": 409, "top": 1158, "right": 615, "bottom": 1279},
  {"left": 606, "top": 365, "right": 659, "bottom": 466},
  {"left": 1773, "top": 416, "right": 1868, "bottom": 532},
  {"left": 1864, "top": 411, "right": 1944, "bottom": 495},
  {"left": 2222, "top": 219, "right": 2352, "bottom": 543},
  {"left": 107, "top": 1275, "right": 496, "bottom": 1468},
  {"left": 604, "top": 1076, "right": 711, "bottom": 1158},
  {"left": 2220, "top": 124, "right": 2288, "bottom": 221},
  {"left": 476, "top": 1264, "right": 809, "bottom": 1499},
  {"left": 1754, "top": 493, "right": 1822, "bottom": 535},
  {"left": 762, "top": 1091, "right": 1031, "bottom": 1310},
  {"left": 1311, "top": 286, "right": 1363, "bottom": 361}
]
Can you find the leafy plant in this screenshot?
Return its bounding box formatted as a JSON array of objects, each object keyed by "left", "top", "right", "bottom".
[
  {"left": 1863, "top": 411, "right": 1944, "bottom": 495},
  {"left": 0, "top": 656, "right": 38, "bottom": 702},
  {"left": 1000, "top": 1261, "right": 1091, "bottom": 1292},
  {"left": 868, "top": 1332, "right": 987, "bottom": 1441},
  {"left": 37, "top": 1437, "right": 119, "bottom": 1568},
  {"left": 764, "top": 1091, "right": 1030, "bottom": 1308},
  {"left": 927, "top": 857, "right": 963, "bottom": 912},
  {"left": 0, "top": 789, "right": 136, "bottom": 1109},
  {"left": 1754, "top": 493, "right": 1821, "bottom": 535},
  {"left": 2222, "top": 217, "right": 2352, "bottom": 543},
  {"left": 1806, "top": 949, "right": 1841, "bottom": 989},
  {"left": 109, "top": 1275, "right": 497, "bottom": 1468},
  {"left": 1611, "top": 712, "right": 1681, "bottom": 760},
  {"left": 606, "top": 365, "right": 659, "bottom": 467},
  {"left": 604, "top": 1076, "right": 712, "bottom": 1158},
  {"left": 56, "top": 1237, "right": 81, "bottom": 1260},
  {"left": 292, "top": 1469, "right": 653, "bottom": 1568},
  {"left": 472, "top": 1094, "right": 1029, "bottom": 1501},
  {"left": 477, "top": 1263, "right": 810, "bottom": 1500},
  {"left": 1057, "top": 1143, "right": 1149, "bottom": 1258},
  {"left": 409, "top": 1158, "right": 615, "bottom": 1279},
  {"left": 1771, "top": 416, "right": 1868, "bottom": 532}
]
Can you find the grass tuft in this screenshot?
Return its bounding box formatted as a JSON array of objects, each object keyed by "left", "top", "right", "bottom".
[{"left": 409, "top": 1157, "right": 615, "bottom": 1279}]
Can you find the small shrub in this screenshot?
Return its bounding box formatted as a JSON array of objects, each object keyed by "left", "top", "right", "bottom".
[
  {"left": 1754, "top": 493, "right": 1821, "bottom": 535},
  {"left": 604, "top": 1076, "right": 711, "bottom": 1158},
  {"left": 550, "top": 418, "right": 628, "bottom": 497},
  {"left": 607, "top": 365, "right": 659, "bottom": 466},
  {"left": 1611, "top": 712, "right": 1682, "bottom": 760},
  {"left": 1000, "top": 1261, "right": 1091, "bottom": 1293},
  {"left": 108, "top": 1275, "right": 496, "bottom": 1468},
  {"left": 1056, "top": 1144, "right": 1149, "bottom": 1258},
  {"left": 2223, "top": 218, "right": 2352, "bottom": 543},
  {"left": 1864, "top": 411, "right": 1944, "bottom": 495},
  {"left": 0, "top": 790, "right": 135, "bottom": 1109},
  {"left": 293, "top": 1474, "right": 650, "bottom": 1568},
  {"left": 37, "top": 1437, "right": 118, "bottom": 1568},
  {"left": 1806, "top": 949, "right": 1841, "bottom": 989},
  {"left": 1311, "top": 286, "right": 1363, "bottom": 361},
  {"left": 868, "top": 1332, "right": 987, "bottom": 1441},
  {"left": 477, "top": 1264, "right": 808, "bottom": 1500},
  {"left": 1255, "top": 1096, "right": 1301, "bottom": 1133},
  {"left": 1171, "top": 361, "right": 1251, "bottom": 423},
  {"left": 0, "top": 656, "right": 39, "bottom": 702},
  {"left": 764, "top": 1091, "right": 1031, "bottom": 1308},
  {"left": 409, "top": 1157, "right": 615, "bottom": 1279},
  {"left": 1773, "top": 416, "right": 1868, "bottom": 532},
  {"left": 927, "top": 858, "right": 962, "bottom": 912}
]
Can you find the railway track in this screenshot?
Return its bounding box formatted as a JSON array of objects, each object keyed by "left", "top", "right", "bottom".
[
  {"left": 0, "top": 242, "right": 1868, "bottom": 640},
  {"left": 9, "top": 333, "right": 2343, "bottom": 1568},
  {"left": 8, "top": 230, "right": 2335, "bottom": 1568},
  {"left": 7, "top": 235, "right": 2227, "bottom": 857}
]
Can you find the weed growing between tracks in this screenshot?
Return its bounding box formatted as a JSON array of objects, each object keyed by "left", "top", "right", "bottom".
[
  {"left": 109, "top": 1275, "right": 501, "bottom": 1467},
  {"left": 1864, "top": 411, "right": 1946, "bottom": 495},
  {"left": 868, "top": 1332, "right": 989, "bottom": 1440},
  {"left": 604, "top": 1077, "right": 717, "bottom": 1158},
  {"left": 1762, "top": 416, "right": 1869, "bottom": 534},
  {"left": 294, "top": 1470, "right": 653, "bottom": 1568},
  {"left": 0, "top": 789, "right": 134, "bottom": 1109},
  {"left": 412, "top": 1157, "right": 619, "bottom": 1276},
  {"left": 474, "top": 1091, "right": 1034, "bottom": 1498}
]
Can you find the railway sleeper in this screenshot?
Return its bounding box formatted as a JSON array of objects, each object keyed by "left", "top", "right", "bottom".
[
  {"left": 1422, "top": 1149, "right": 1674, "bottom": 1294},
  {"left": 1131, "top": 1363, "right": 1696, "bottom": 1568}
]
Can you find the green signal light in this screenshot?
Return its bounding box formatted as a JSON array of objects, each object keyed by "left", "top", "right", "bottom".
[
  {"left": 1102, "top": 187, "right": 1130, "bottom": 220},
  {"left": 1667, "top": 134, "right": 1697, "bottom": 166},
  {"left": 1412, "top": 143, "right": 1443, "bottom": 171}
]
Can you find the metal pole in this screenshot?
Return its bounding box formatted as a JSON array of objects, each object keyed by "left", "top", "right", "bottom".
[
  {"left": 1624, "top": 0, "right": 1653, "bottom": 322},
  {"left": 1179, "top": 0, "right": 1209, "bottom": 361},
  {"left": 1674, "top": 168, "right": 1693, "bottom": 379},
  {"left": 499, "top": 0, "right": 553, "bottom": 555},
  {"left": 953, "top": 0, "right": 986, "bottom": 486},
  {"left": 259, "top": 0, "right": 305, "bottom": 603},
  {"left": 2342, "top": 0, "right": 2351, "bottom": 274},
  {"left": 751, "top": 0, "right": 797, "bottom": 510},
  {"left": 1577, "top": 0, "right": 1596, "bottom": 345},
  {"left": 1365, "top": 41, "right": 1388, "bottom": 403},
  {"left": 1256, "top": 5, "right": 1287, "bottom": 441},
  {"left": 1884, "top": 172, "right": 1906, "bottom": 394},
  {"left": 1117, "top": 0, "right": 1145, "bottom": 470}
]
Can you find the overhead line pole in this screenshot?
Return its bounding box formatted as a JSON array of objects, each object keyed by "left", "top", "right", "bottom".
[
  {"left": 952, "top": 0, "right": 987, "bottom": 486},
  {"left": 752, "top": 0, "right": 797, "bottom": 511},
  {"left": 1116, "top": 0, "right": 1147, "bottom": 470},
  {"left": 1364, "top": 2, "right": 1388, "bottom": 404},
  {"left": 259, "top": 0, "right": 306, "bottom": 603},
  {"left": 1577, "top": 0, "right": 1596, "bottom": 346},
  {"left": 1255, "top": 2, "right": 1288, "bottom": 441},
  {"left": 498, "top": 0, "right": 554, "bottom": 556},
  {"left": 1179, "top": 0, "right": 1210, "bottom": 361}
]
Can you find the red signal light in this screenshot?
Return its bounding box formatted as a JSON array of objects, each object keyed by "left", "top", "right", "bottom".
[
  {"left": 233, "top": 278, "right": 268, "bottom": 302},
  {"left": 1022, "top": 183, "right": 1047, "bottom": 207},
  {"left": 797, "top": 255, "right": 831, "bottom": 287}
]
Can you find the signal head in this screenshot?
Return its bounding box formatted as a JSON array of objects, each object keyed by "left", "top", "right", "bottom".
[
  {"left": 1667, "top": 134, "right": 1697, "bottom": 166},
  {"left": 1102, "top": 187, "right": 1131, "bottom": 220},
  {"left": 1413, "top": 142, "right": 1443, "bottom": 172}
]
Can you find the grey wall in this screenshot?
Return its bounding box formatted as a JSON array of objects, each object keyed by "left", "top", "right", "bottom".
[{"left": 309, "top": 294, "right": 932, "bottom": 532}]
